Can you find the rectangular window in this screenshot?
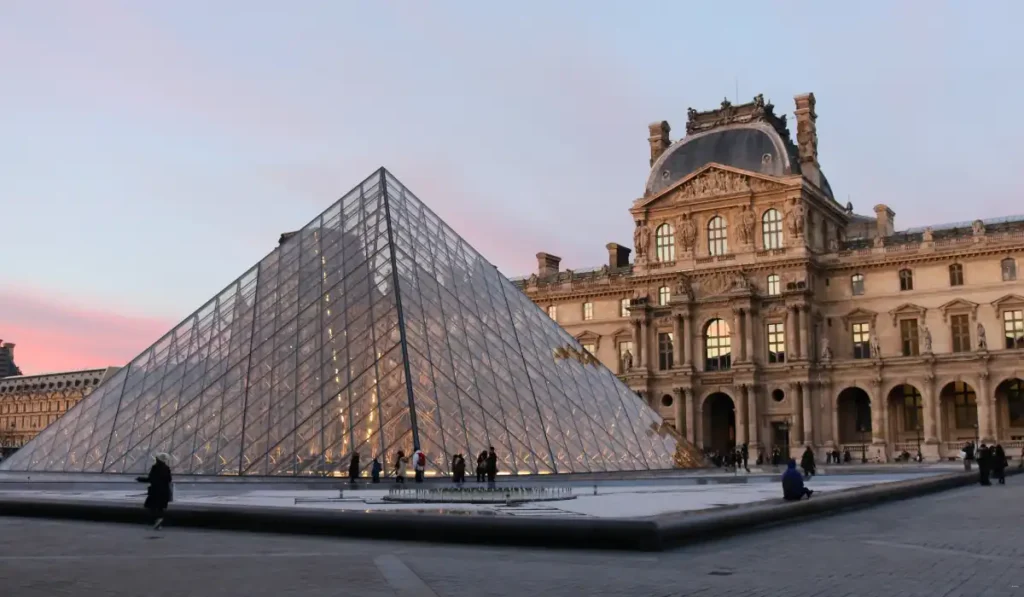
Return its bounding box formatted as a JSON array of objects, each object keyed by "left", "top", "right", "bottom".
[
  {"left": 766, "top": 322, "right": 786, "bottom": 363},
  {"left": 953, "top": 382, "right": 978, "bottom": 429},
  {"left": 620, "top": 298, "right": 630, "bottom": 318},
  {"left": 767, "top": 275, "right": 780, "bottom": 296},
  {"left": 658, "top": 332, "right": 674, "bottom": 371},
  {"left": 1003, "top": 258, "right": 1018, "bottom": 282},
  {"left": 581, "top": 342, "right": 596, "bottom": 356},
  {"left": 899, "top": 269, "right": 914, "bottom": 291},
  {"left": 582, "top": 302, "right": 593, "bottom": 321},
  {"left": 950, "top": 314, "right": 971, "bottom": 353},
  {"left": 547, "top": 305, "right": 557, "bottom": 320},
  {"left": 899, "top": 387, "right": 923, "bottom": 432},
  {"left": 658, "top": 286, "right": 670, "bottom": 306},
  {"left": 852, "top": 322, "right": 871, "bottom": 359},
  {"left": 851, "top": 274, "right": 865, "bottom": 296},
  {"left": 900, "top": 319, "right": 920, "bottom": 356},
  {"left": 618, "top": 341, "right": 633, "bottom": 373},
  {"left": 949, "top": 264, "right": 964, "bottom": 286},
  {"left": 1004, "top": 309, "right": 1024, "bottom": 349}
]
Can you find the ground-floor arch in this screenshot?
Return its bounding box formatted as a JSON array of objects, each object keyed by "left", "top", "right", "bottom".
[
  {"left": 702, "top": 392, "right": 735, "bottom": 454},
  {"left": 995, "top": 377, "right": 1024, "bottom": 439},
  {"left": 939, "top": 380, "right": 979, "bottom": 447},
  {"left": 886, "top": 383, "right": 925, "bottom": 454},
  {"left": 836, "top": 387, "right": 872, "bottom": 446}
]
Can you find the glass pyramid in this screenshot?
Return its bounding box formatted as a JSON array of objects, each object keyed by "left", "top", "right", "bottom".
[{"left": 1, "top": 169, "right": 684, "bottom": 476}]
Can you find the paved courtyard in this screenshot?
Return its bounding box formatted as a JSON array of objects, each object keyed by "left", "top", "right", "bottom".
[{"left": 1, "top": 478, "right": 1022, "bottom": 596}]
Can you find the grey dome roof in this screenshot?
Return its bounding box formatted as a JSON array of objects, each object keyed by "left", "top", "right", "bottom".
[{"left": 645, "top": 121, "right": 801, "bottom": 197}]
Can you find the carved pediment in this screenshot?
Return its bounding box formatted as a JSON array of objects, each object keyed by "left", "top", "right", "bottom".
[
  {"left": 939, "top": 298, "right": 979, "bottom": 322},
  {"left": 991, "top": 294, "right": 1024, "bottom": 310},
  {"left": 841, "top": 308, "right": 877, "bottom": 330},
  {"left": 634, "top": 164, "right": 788, "bottom": 209},
  {"left": 574, "top": 330, "right": 602, "bottom": 350},
  {"left": 610, "top": 327, "right": 633, "bottom": 340},
  {"left": 888, "top": 303, "right": 927, "bottom": 327}
]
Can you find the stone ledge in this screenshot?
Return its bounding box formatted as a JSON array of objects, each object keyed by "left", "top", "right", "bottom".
[{"left": 0, "top": 470, "right": 1014, "bottom": 552}]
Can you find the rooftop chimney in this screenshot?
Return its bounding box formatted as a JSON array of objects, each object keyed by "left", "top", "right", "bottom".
[
  {"left": 648, "top": 121, "right": 671, "bottom": 166},
  {"left": 536, "top": 252, "right": 561, "bottom": 278},
  {"left": 605, "top": 243, "right": 632, "bottom": 270},
  {"left": 793, "top": 93, "right": 818, "bottom": 166},
  {"left": 873, "top": 204, "right": 895, "bottom": 238}
]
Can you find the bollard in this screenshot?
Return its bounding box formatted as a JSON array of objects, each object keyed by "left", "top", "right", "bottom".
[
  {"left": 593, "top": 484, "right": 598, "bottom": 496},
  {"left": 339, "top": 489, "right": 344, "bottom": 499}
]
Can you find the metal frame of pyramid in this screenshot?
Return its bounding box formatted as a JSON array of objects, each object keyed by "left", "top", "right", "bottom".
[{"left": 1, "top": 169, "right": 684, "bottom": 477}]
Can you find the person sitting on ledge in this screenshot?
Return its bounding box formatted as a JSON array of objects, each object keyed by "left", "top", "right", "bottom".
[{"left": 782, "top": 459, "right": 813, "bottom": 501}]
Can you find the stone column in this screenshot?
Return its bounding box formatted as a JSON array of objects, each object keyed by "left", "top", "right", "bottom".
[
  {"left": 790, "top": 382, "right": 804, "bottom": 450},
  {"left": 684, "top": 388, "right": 696, "bottom": 445},
  {"left": 745, "top": 308, "right": 755, "bottom": 365},
  {"left": 732, "top": 308, "right": 745, "bottom": 362},
  {"left": 639, "top": 319, "right": 649, "bottom": 370},
  {"left": 978, "top": 372, "right": 994, "bottom": 443},
  {"left": 673, "top": 387, "right": 685, "bottom": 436},
  {"left": 786, "top": 307, "right": 799, "bottom": 361},
  {"left": 829, "top": 384, "right": 840, "bottom": 448},
  {"left": 694, "top": 399, "right": 704, "bottom": 448},
  {"left": 802, "top": 382, "right": 814, "bottom": 446},
  {"left": 800, "top": 306, "right": 811, "bottom": 361},
  {"left": 870, "top": 380, "right": 885, "bottom": 445},
  {"left": 922, "top": 374, "right": 938, "bottom": 442},
  {"left": 747, "top": 385, "right": 758, "bottom": 448},
  {"left": 734, "top": 385, "right": 748, "bottom": 446},
  {"left": 672, "top": 314, "right": 683, "bottom": 368},
  {"left": 683, "top": 312, "right": 693, "bottom": 367},
  {"left": 631, "top": 319, "right": 641, "bottom": 369}
]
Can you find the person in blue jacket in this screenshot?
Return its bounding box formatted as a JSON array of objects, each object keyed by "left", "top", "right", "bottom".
[{"left": 782, "top": 458, "right": 813, "bottom": 501}]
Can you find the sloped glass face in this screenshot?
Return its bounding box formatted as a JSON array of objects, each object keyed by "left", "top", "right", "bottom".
[{"left": 1, "top": 169, "right": 681, "bottom": 476}]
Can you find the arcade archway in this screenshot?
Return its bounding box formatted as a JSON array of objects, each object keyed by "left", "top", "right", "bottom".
[{"left": 702, "top": 392, "right": 735, "bottom": 454}]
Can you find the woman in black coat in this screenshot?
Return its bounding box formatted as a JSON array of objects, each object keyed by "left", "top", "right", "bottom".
[{"left": 136, "top": 453, "right": 172, "bottom": 529}]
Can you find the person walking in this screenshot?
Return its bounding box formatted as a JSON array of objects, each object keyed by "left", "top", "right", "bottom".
[
  {"left": 395, "top": 450, "right": 407, "bottom": 484},
  {"left": 453, "top": 454, "right": 466, "bottom": 485},
  {"left": 977, "top": 443, "right": 992, "bottom": 486},
  {"left": 371, "top": 457, "right": 382, "bottom": 483},
  {"left": 963, "top": 441, "right": 975, "bottom": 472},
  {"left": 992, "top": 444, "right": 1007, "bottom": 485},
  {"left": 741, "top": 443, "right": 750, "bottom": 472},
  {"left": 800, "top": 446, "right": 816, "bottom": 478},
  {"left": 412, "top": 448, "right": 426, "bottom": 483},
  {"left": 348, "top": 452, "right": 360, "bottom": 485},
  {"left": 486, "top": 446, "right": 498, "bottom": 490},
  {"left": 476, "top": 451, "right": 487, "bottom": 483},
  {"left": 136, "top": 453, "right": 172, "bottom": 530}
]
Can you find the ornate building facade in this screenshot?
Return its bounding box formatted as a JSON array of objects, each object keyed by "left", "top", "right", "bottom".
[
  {"left": 0, "top": 367, "right": 121, "bottom": 453},
  {"left": 0, "top": 340, "right": 22, "bottom": 378},
  {"left": 517, "top": 93, "right": 1024, "bottom": 462}
]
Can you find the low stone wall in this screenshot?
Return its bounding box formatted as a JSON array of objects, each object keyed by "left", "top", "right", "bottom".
[{"left": 0, "top": 469, "right": 1014, "bottom": 551}]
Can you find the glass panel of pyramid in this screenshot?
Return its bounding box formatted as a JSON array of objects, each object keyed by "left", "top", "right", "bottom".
[{"left": 1, "top": 169, "right": 693, "bottom": 476}]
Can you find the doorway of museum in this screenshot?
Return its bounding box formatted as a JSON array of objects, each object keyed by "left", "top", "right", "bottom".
[{"left": 704, "top": 392, "right": 736, "bottom": 455}]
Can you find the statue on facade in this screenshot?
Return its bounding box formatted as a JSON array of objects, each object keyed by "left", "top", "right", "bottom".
[
  {"left": 786, "top": 199, "right": 805, "bottom": 237},
  {"left": 528, "top": 273, "right": 538, "bottom": 285},
  {"left": 977, "top": 322, "right": 988, "bottom": 350},
  {"left": 738, "top": 205, "right": 756, "bottom": 245},
  {"left": 873, "top": 235, "right": 885, "bottom": 248},
  {"left": 634, "top": 221, "right": 651, "bottom": 259},
  {"left": 820, "top": 334, "right": 833, "bottom": 364},
  {"left": 675, "top": 276, "right": 694, "bottom": 301},
  {"left": 972, "top": 219, "right": 985, "bottom": 236},
  {"left": 922, "top": 227, "right": 934, "bottom": 242},
  {"left": 870, "top": 331, "right": 881, "bottom": 358},
  {"left": 622, "top": 349, "right": 634, "bottom": 371},
  {"left": 828, "top": 236, "right": 839, "bottom": 252},
  {"left": 921, "top": 325, "right": 933, "bottom": 353},
  {"left": 677, "top": 212, "right": 697, "bottom": 251}
]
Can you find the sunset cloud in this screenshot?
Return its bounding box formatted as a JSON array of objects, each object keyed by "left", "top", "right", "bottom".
[{"left": 0, "top": 289, "right": 174, "bottom": 375}]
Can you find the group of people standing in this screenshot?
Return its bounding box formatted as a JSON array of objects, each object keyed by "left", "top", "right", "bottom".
[
  {"left": 344, "top": 446, "right": 499, "bottom": 487},
  {"left": 961, "top": 441, "right": 1009, "bottom": 486}
]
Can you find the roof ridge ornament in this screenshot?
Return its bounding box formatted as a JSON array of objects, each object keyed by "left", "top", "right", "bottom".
[{"left": 685, "top": 93, "right": 790, "bottom": 140}]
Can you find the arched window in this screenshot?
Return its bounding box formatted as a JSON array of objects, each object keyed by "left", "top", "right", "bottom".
[
  {"left": 707, "top": 216, "right": 728, "bottom": 256},
  {"left": 704, "top": 318, "right": 732, "bottom": 371},
  {"left": 655, "top": 223, "right": 675, "bottom": 262},
  {"left": 761, "top": 208, "right": 783, "bottom": 249},
  {"left": 899, "top": 268, "right": 914, "bottom": 291},
  {"left": 1002, "top": 257, "right": 1017, "bottom": 281},
  {"left": 949, "top": 263, "right": 964, "bottom": 286},
  {"left": 766, "top": 274, "right": 781, "bottom": 296},
  {"left": 851, "top": 273, "right": 865, "bottom": 296}
]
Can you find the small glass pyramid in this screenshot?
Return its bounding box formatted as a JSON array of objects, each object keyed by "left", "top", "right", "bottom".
[{"left": 1, "top": 169, "right": 685, "bottom": 476}]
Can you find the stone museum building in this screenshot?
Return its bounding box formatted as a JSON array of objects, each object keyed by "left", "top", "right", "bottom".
[
  {"left": 517, "top": 93, "right": 1024, "bottom": 462},
  {"left": 0, "top": 367, "right": 121, "bottom": 453}
]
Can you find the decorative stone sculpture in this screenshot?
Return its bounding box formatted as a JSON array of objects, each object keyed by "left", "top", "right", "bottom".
[
  {"left": 921, "top": 325, "right": 932, "bottom": 354},
  {"left": 634, "top": 221, "right": 651, "bottom": 259},
  {"left": 738, "top": 206, "right": 756, "bottom": 245},
  {"left": 827, "top": 237, "right": 839, "bottom": 252},
  {"left": 922, "top": 227, "right": 934, "bottom": 242},
  {"left": 677, "top": 212, "right": 697, "bottom": 251},
  {"left": 675, "top": 276, "right": 693, "bottom": 301},
  {"left": 622, "top": 350, "right": 633, "bottom": 371},
  {"left": 873, "top": 235, "right": 885, "bottom": 248},
  {"left": 972, "top": 219, "right": 985, "bottom": 237},
  {"left": 786, "top": 199, "right": 805, "bottom": 237},
  {"left": 977, "top": 322, "right": 987, "bottom": 351},
  {"left": 820, "top": 334, "right": 833, "bottom": 363},
  {"left": 870, "top": 331, "right": 881, "bottom": 358}
]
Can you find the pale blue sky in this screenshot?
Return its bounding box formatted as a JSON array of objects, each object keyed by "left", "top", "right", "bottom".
[{"left": 2, "top": 0, "right": 1022, "bottom": 372}]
